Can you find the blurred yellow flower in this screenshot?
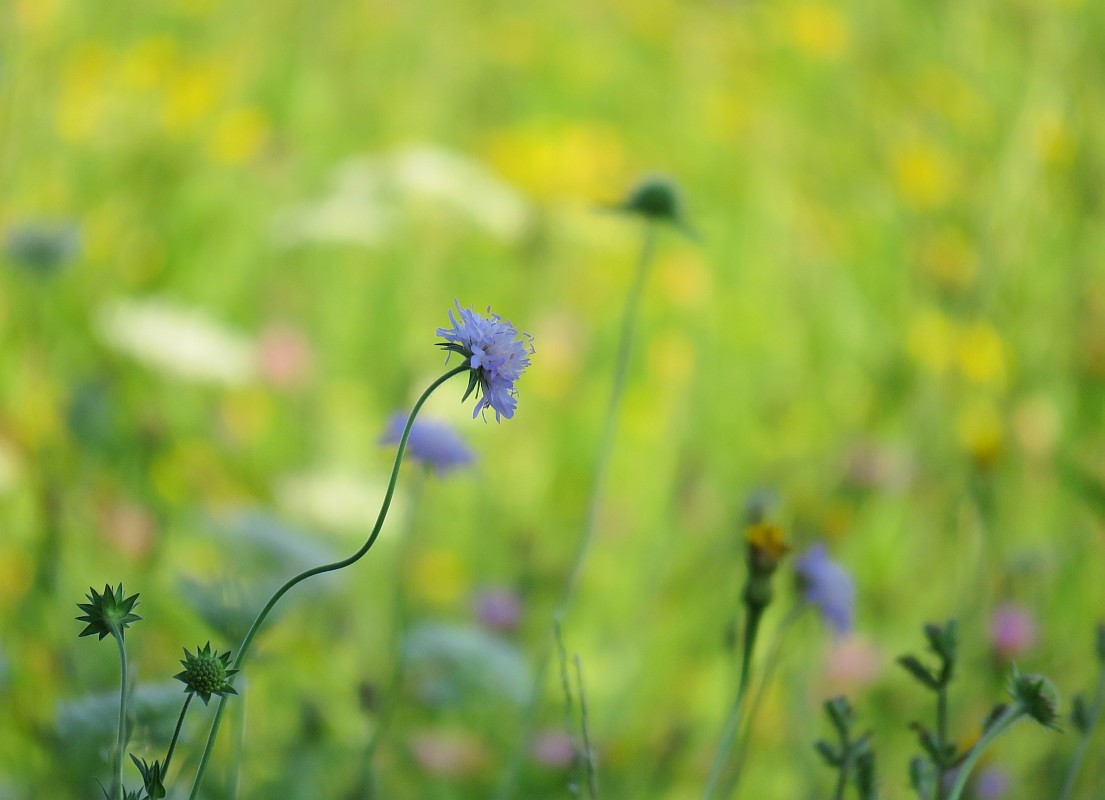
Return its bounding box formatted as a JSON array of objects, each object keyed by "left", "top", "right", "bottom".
[
  {"left": 208, "top": 107, "right": 270, "bottom": 165},
  {"left": 412, "top": 548, "right": 470, "bottom": 607},
  {"left": 647, "top": 331, "right": 696, "bottom": 387},
  {"left": 55, "top": 43, "right": 111, "bottom": 143},
  {"left": 907, "top": 309, "right": 957, "bottom": 375},
  {"left": 1033, "top": 110, "right": 1076, "bottom": 167},
  {"left": 956, "top": 396, "right": 1004, "bottom": 468},
  {"left": 120, "top": 36, "right": 179, "bottom": 90},
  {"left": 486, "top": 122, "right": 627, "bottom": 200},
  {"left": 161, "top": 63, "right": 221, "bottom": 134},
  {"left": 1012, "top": 395, "right": 1060, "bottom": 460},
  {"left": 221, "top": 388, "right": 274, "bottom": 444},
  {"left": 789, "top": 3, "right": 850, "bottom": 61},
  {"left": 0, "top": 547, "right": 32, "bottom": 606},
  {"left": 893, "top": 142, "right": 955, "bottom": 210},
  {"left": 16, "top": 0, "right": 59, "bottom": 32},
  {"left": 746, "top": 522, "right": 789, "bottom": 569},
  {"left": 957, "top": 320, "right": 1008, "bottom": 388},
  {"left": 660, "top": 253, "right": 711, "bottom": 311}
]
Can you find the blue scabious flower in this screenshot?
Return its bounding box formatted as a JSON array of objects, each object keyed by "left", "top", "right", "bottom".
[
  {"left": 437, "top": 302, "right": 533, "bottom": 422},
  {"left": 795, "top": 544, "right": 855, "bottom": 636},
  {"left": 380, "top": 412, "right": 475, "bottom": 474}
]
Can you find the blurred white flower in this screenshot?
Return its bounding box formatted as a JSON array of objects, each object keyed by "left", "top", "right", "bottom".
[
  {"left": 274, "top": 469, "right": 393, "bottom": 533},
  {"left": 274, "top": 144, "right": 530, "bottom": 247},
  {"left": 97, "top": 298, "right": 256, "bottom": 386}
]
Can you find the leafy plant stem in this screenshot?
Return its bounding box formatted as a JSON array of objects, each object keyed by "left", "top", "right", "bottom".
[
  {"left": 935, "top": 686, "right": 949, "bottom": 798},
  {"left": 187, "top": 364, "right": 467, "bottom": 800},
  {"left": 727, "top": 604, "right": 804, "bottom": 798},
  {"left": 703, "top": 601, "right": 765, "bottom": 800}
]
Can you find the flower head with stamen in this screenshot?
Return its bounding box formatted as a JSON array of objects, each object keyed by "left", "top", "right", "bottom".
[{"left": 437, "top": 302, "right": 533, "bottom": 422}]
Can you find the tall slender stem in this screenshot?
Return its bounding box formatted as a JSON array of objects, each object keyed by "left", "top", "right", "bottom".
[
  {"left": 945, "top": 705, "right": 1024, "bottom": 800},
  {"left": 161, "top": 692, "right": 193, "bottom": 779},
  {"left": 496, "top": 221, "right": 658, "bottom": 799},
  {"left": 935, "top": 687, "right": 948, "bottom": 799},
  {"left": 727, "top": 605, "right": 804, "bottom": 798},
  {"left": 703, "top": 603, "right": 765, "bottom": 800},
  {"left": 114, "top": 634, "right": 128, "bottom": 800},
  {"left": 1059, "top": 665, "right": 1105, "bottom": 800},
  {"left": 187, "top": 365, "right": 467, "bottom": 800},
  {"left": 574, "top": 655, "right": 598, "bottom": 800}
]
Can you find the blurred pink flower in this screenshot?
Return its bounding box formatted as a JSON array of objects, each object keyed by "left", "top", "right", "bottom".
[
  {"left": 256, "top": 323, "right": 313, "bottom": 389},
  {"left": 98, "top": 501, "right": 157, "bottom": 558},
  {"left": 989, "top": 604, "right": 1036, "bottom": 660},
  {"left": 409, "top": 729, "right": 487, "bottom": 777},
  {"left": 822, "top": 635, "right": 882, "bottom": 694},
  {"left": 473, "top": 586, "right": 522, "bottom": 632},
  {"left": 531, "top": 729, "right": 574, "bottom": 768}
]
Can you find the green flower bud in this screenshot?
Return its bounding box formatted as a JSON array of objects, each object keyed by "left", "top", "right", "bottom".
[
  {"left": 174, "top": 642, "right": 238, "bottom": 706},
  {"left": 610, "top": 177, "right": 697, "bottom": 238},
  {"left": 1009, "top": 670, "right": 1062, "bottom": 730},
  {"left": 129, "top": 755, "right": 166, "bottom": 799}
]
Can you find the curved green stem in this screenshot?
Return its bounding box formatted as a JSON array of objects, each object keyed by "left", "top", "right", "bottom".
[
  {"left": 187, "top": 365, "right": 467, "bottom": 800},
  {"left": 945, "top": 705, "right": 1025, "bottom": 800},
  {"left": 161, "top": 692, "right": 193, "bottom": 779},
  {"left": 703, "top": 602, "right": 765, "bottom": 800},
  {"left": 495, "top": 221, "right": 658, "bottom": 800},
  {"left": 1059, "top": 665, "right": 1105, "bottom": 800},
  {"left": 114, "top": 633, "right": 128, "bottom": 800}
]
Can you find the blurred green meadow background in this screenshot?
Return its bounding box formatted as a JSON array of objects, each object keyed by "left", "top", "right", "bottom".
[{"left": 2, "top": 0, "right": 1105, "bottom": 797}]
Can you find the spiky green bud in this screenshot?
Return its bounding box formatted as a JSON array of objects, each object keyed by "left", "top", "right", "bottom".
[
  {"left": 129, "top": 755, "right": 166, "bottom": 799},
  {"left": 1009, "top": 670, "right": 1062, "bottom": 730},
  {"left": 174, "top": 642, "right": 238, "bottom": 706},
  {"left": 75, "top": 583, "right": 141, "bottom": 641}
]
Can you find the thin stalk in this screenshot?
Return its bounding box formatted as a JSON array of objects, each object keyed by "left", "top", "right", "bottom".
[
  {"left": 831, "top": 758, "right": 850, "bottom": 800},
  {"left": 363, "top": 468, "right": 428, "bottom": 797},
  {"left": 703, "top": 603, "right": 765, "bottom": 800},
  {"left": 727, "top": 605, "right": 804, "bottom": 798},
  {"left": 114, "top": 633, "right": 128, "bottom": 800},
  {"left": 161, "top": 693, "right": 193, "bottom": 778},
  {"left": 945, "top": 705, "right": 1024, "bottom": 800},
  {"left": 574, "top": 655, "right": 598, "bottom": 800},
  {"left": 554, "top": 620, "right": 581, "bottom": 797},
  {"left": 935, "top": 687, "right": 948, "bottom": 798},
  {"left": 1059, "top": 665, "right": 1105, "bottom": 800},
  {"left": 496, "top": 221, "right": 658, "bottom": 799},
  {"left": 188, "top": 365, "right": 467, "bottom": 800},
  {"left": 230, "top": 677, "right": 246, "bottom": 800}
]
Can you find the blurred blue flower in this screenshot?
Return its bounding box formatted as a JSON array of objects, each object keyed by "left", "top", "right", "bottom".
[
  {"left": 4, "top": 221, "right": 80, "bottom": 277},
  {"left": 795, "top": 544, "right": 855, "bottom": 635},
  {"left": 975, "top": 766, "right": 1010, "bottom": 800},
  {"left": 437, "top": 302, "right": 533, "bottom": 422},
  {"left": 380, "top": 412, "right": 474, "bottom": 474}
]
